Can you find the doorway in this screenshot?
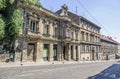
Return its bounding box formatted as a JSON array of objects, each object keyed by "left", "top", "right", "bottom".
[
  {"left": 53, "top": 44, "right": 57, "bottom": 61},
  {"left": 76, "top": 46, "right": 78, "bottom": 61},
  {"left": 92, "top": 49, "right": 95, "bottom": 60},
  {"left": 63, "top": 46, "right": 66, "bottom": 60},
  {"left": 71, "top": 46, "right": 73, "bottom": 60},
  {"left": 27, "top": 43, "right": 36, "bottom": 62},
  {"left": 43, "top": 44, "right": 49, "bottom": 61}
]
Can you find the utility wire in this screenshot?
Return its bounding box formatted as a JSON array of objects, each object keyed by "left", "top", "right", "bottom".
[{"left": 76, "top": 0, "right": 114, "bottom": 36}]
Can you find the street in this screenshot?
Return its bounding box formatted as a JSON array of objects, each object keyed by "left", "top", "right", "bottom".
[{"left": 0, "top": 61, "right": 118, "bottom": 79}]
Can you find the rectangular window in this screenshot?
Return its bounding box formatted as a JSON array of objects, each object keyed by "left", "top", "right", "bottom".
[
  {"left": 67, "top": 29, "right": 70, "bottom": 38},
  {"left": 82, "top": 45, "right": 85, "bottom": 53},
  {"left": 90, "top": 35, "right": 94, "bottom": 42},
  {"left": 53, "top": 27, "right": 58, "bottom": 37},
  {"left": 76, "top": 33, "right": 78, "bottom": 40},
  {"left": 44, "top": 24, "right": 49, "bottom": 35},
  {"left": 86, "top": 33, "right": 88, "bottom": 42},
  {"left": 86, "top": 45, "right": 89, "bottom": 52},
  {"left": 71, "top": 32, "right": 74, "bottom": 39},
  {"left": 30, "top": 21, "right": 37, "bottom": 32},
  {"left": 81, "top": 32, "right": 84, "bottom": 41},
  {"left": 95, "top": 36, "right": 97, "bottom": 42}
]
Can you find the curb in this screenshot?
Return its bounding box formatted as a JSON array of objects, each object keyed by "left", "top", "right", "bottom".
[{"left": 0, "top": 60, "right": 119, "bottom": 68}]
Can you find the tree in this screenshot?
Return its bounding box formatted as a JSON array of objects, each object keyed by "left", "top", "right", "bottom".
[
  {"left": 8, "top": 9, "right": 22, "bottom": 37},
  {"left": 0, "top": 0, "right": 42, "bottom": 52},
  {"left": 0, "top": 0, "right": 7, "bottom": 10},
  {"left": 21, "top": 0, "right": 42, "bottom": 7},
  {"left": 0, "top": 14, "right": 5, "bottom": 41}
]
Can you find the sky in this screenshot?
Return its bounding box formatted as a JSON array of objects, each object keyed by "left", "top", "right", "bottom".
[{"left": 40, "top": 0, "right": 120, "bottom": 42}]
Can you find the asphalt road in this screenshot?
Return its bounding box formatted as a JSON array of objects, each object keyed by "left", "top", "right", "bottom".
[{"left": 0, "top": 61, "right": 118, "bottom": 79}]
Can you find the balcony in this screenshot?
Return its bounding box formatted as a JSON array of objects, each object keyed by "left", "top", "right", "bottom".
[
  {"left": 43, "top": 33, "right": 50, "bottom": 37},
  {"left": 62, "top": 36, "right": 71, "bottom": 43},
  {"left": 52, "top": 35, "right": 58, "bottom": 39},
  {"left": 26, "top": 28, "right": 40, "bottom": 36}
]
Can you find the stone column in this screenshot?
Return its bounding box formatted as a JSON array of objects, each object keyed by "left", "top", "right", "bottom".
[
  {"left": 73, "top": 31, "right": 75, "bottom": 40},
  {"left": 57, "top": 44, "right": 62, "bottom": 61},
  {"left": 39, "top": 19, "right": 44, "bottom": 36},
  {"left": 67, "top": 45, "right": 71, "bottom": 61},
  {"left": 73, "top": 45, "right": 76, "bottom": 61},
  {"left": 77, "top": 32, "right": 80, "bottom": 41},
  {"left": 49, "top": 43, "right": 53, "bottom": 61},
  {"left": 49, "top": 23, "right": 53, "bottom": 38},
  {"left": 36, "top": 42, "right": 43, "bottom": 62},
  {"left": 36, "top": 42, "right": 43, "bottom": 61},
  {"left": 90, "top": 45, "right": 92, "bottom": 60},
  {"left": 84, "top": 32, "right": 86, "bottom": 41},
  {"left": 21, "top": 40, "right": 27, "bottom": 62},
  {"left": 88, "top": 33, "right": 90, "bottom": 42},
  {"left": 77, "top": 45, "right": 80, "bottom": 61},
  {"left": 27, "top": 19, "right": 31, "bottom": 35}
]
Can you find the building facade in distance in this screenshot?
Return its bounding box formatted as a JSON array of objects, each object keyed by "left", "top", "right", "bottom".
[{"left": 100, "top": 35, "right": 118, "bottom": 60}]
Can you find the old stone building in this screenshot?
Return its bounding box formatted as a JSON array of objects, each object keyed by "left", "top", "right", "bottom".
[
  {"left": 79, "top": 17, "right": 101, "bottom": 61},
  {"left": 0, "top": 3, "right": 102, "bottom": 62},
  {"left": 56, "top": 5, "right": 101, "bottom": 61},
  {"left": 100, "top": 35, "right": 118, "bottom": 60}
]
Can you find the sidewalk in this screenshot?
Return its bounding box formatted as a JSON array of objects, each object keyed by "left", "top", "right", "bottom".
[{"left": 0, "top": 59, "right": 119, "bottom": 68}]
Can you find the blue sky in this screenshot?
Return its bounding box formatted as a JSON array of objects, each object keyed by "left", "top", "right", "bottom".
[{"left": 40, "top": 0, "right": 120, "bottom": 42}]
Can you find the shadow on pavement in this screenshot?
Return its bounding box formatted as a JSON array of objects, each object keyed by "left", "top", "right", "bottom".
[{"left": 87, "top": 63, "right": 120, "bottom": 79}]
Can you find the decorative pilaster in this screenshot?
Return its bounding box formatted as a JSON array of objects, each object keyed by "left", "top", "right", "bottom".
[
  {"left": 73, "top": 45, "right": 76, "bottom": 60},
  {"left": 77, "top": 45, "right": 80, "bottom": 61},
  {"left": 49, "top": 23, "right": 53, "bottom": 38},
  {"left": 49, "top": 44, "right": 53, "bottom": 61},
  {"left": 68, "top": 45, "right": 71, "bottom": 61},
  {"left": 57, "top": 44, "right": 62, "bottom": 61},
  {"left": 39, "top": 18, "right": 44, "bottom": 35},
  {"left": 21, "top": 40, "right": 27, "bottom": 62},
  {"left": 36, "top": 42, "right": 43, "bottom": 62}
]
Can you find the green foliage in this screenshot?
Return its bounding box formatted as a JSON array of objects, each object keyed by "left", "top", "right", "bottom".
[
  {"left": 9, "top": 0, "right": 15, "bottom": 5},
  {"left": 9, "top": 9, "right": 22, "bottom": 36},
  {"left": 0, "top": 14, "right": 5, "bottom": 40},
  {"left": 0, "top": 0, "right": 42, "bottom": 41},
  {"left": 0, "top": 0, "right": 7, "bottom": 10},
  {"left": 22, "top": 0, "right": 42, "bottom": 7}
]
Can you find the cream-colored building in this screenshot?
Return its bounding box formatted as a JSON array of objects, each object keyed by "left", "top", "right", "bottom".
[
  {"left": 57, "top": 5, "right": 101, "bottom": 61},
  {"left": 100, "top": 35, "right": 118, "bottom": 60},
  {"left": 0, "top": 3, "right": 101, "bottom": 62},
  {"left": 79, "top": 17, "right": 101, "bottom": 61}
]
